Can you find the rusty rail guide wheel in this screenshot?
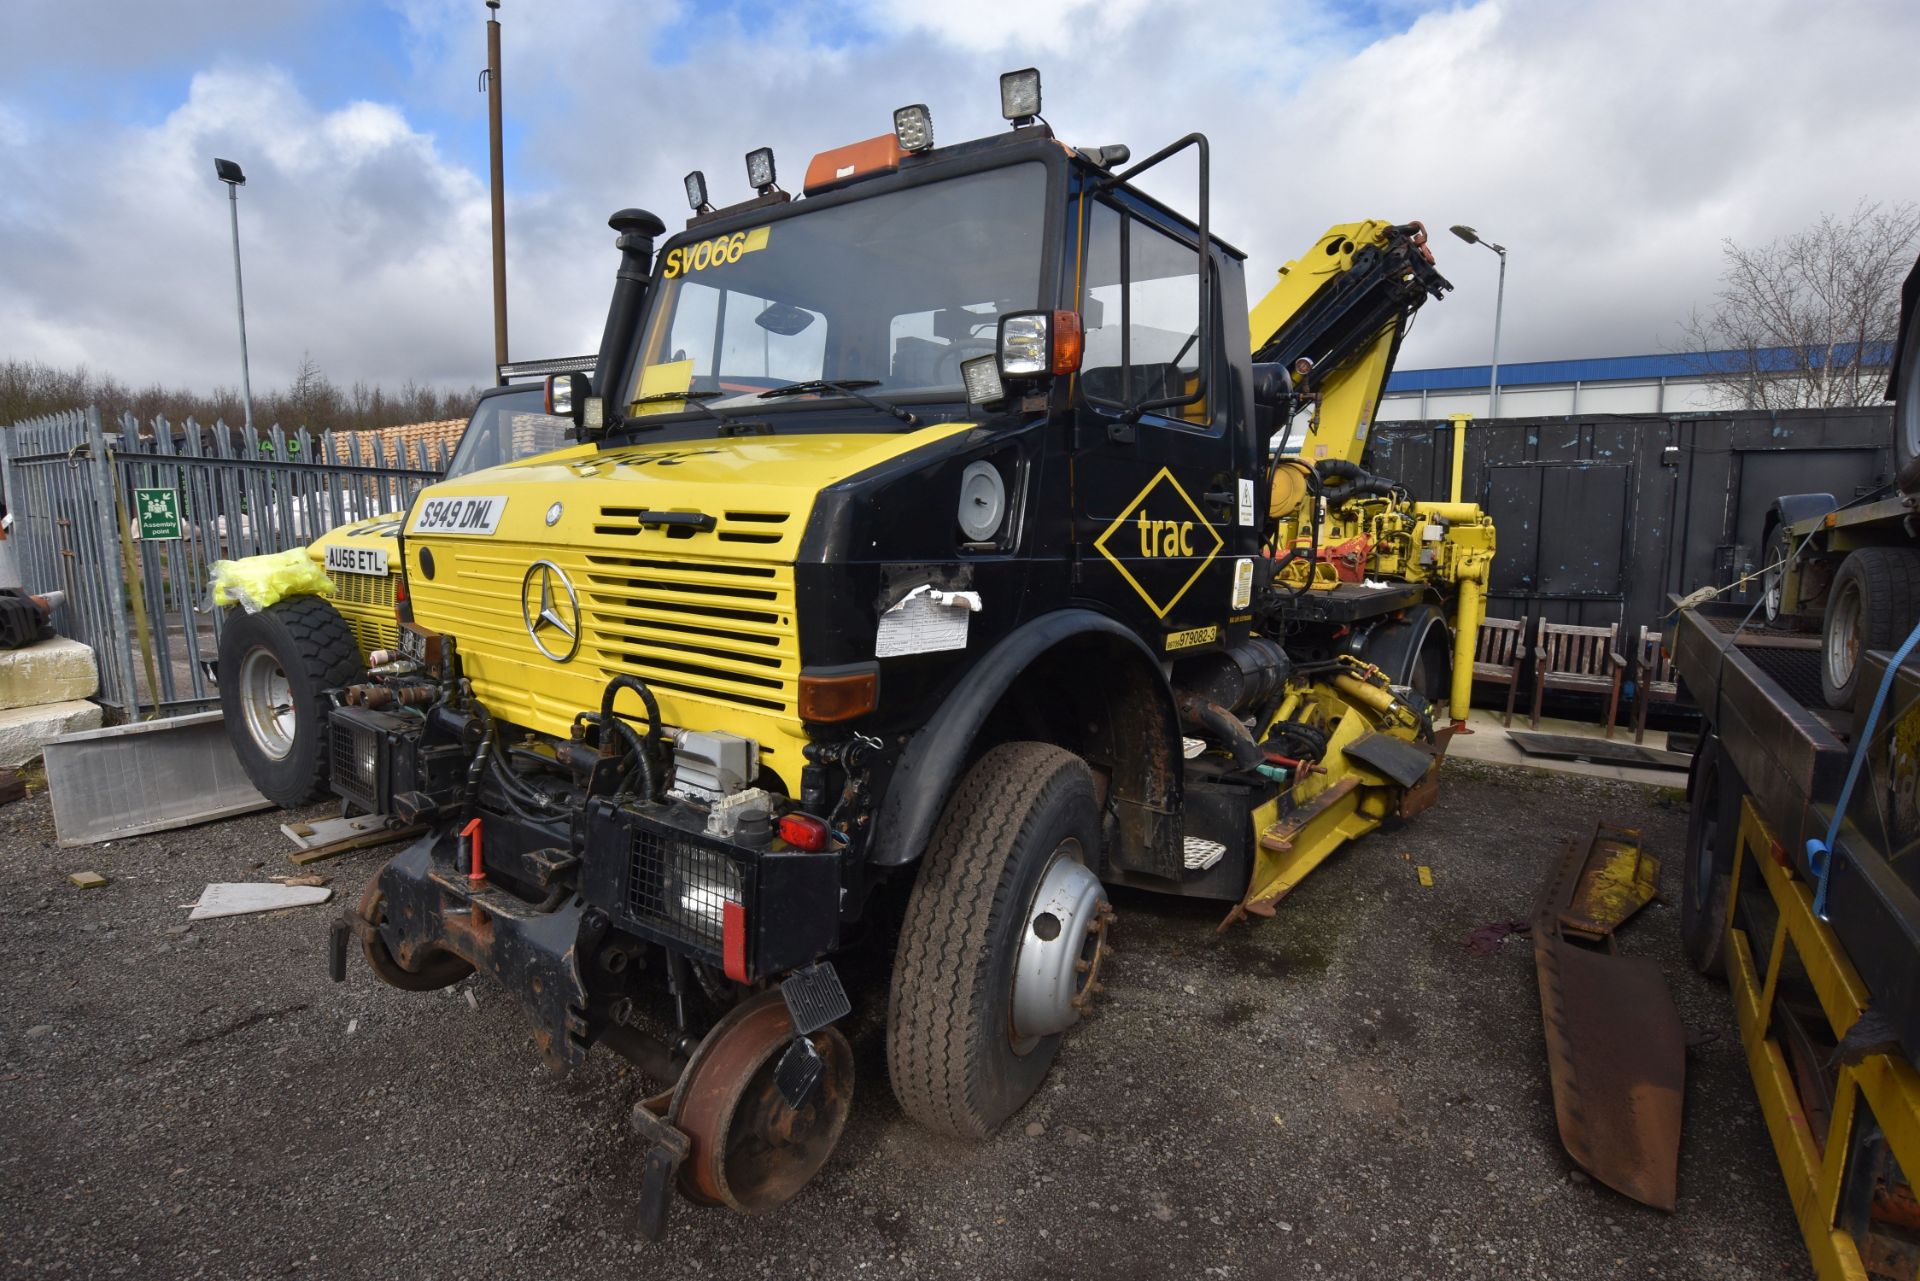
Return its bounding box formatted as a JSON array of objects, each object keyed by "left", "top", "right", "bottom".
[{"left": 670, "top": 989, "right": 854, "bottom": 1213}]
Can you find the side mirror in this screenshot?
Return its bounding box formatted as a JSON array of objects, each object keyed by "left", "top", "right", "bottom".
[{"left": 544, "top": 372, "right": 602, "bottom": 432}]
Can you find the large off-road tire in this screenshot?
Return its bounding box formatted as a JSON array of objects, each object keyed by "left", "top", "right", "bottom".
[
  {"left": 887, "top": 742, "right": 1109, "bottom": 1139},
  {"left": 1680, "top": 738, "right": 1739, "bottom": 977},
  {"left": 1819, "top": 548, "right": 1920, "bottom": 710},
  {"left": 218, "top": 595, "right": 364, "bottom": 807}
]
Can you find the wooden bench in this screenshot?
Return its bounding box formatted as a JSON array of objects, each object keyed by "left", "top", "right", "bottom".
[
  {"left": 1471, "top": 616, "right": 1528, "bottom": 727},
  {"left": 1630, "top": 625, "right": 1679, "bottom": 745},
  {"left": 1531, "top": 620, "right": 1625, "bottom": 737}
]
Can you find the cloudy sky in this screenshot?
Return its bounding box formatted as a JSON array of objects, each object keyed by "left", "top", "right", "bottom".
[{"left": 3, "top": 0, "right": 1917, "bottom": 395}]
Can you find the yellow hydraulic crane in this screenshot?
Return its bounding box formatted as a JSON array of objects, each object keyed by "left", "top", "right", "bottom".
[{"left": 1246, "top": 219, "right": 1495, "bottom": 732}]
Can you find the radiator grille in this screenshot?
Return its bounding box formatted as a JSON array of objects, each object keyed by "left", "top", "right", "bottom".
[
  {"left": 626, "top": 825, "right": 741, "bottom": 950},
  {"left": 329, "top": 572, "right": 398, "bottom": 657},
  {"left": 581, "top": 553, "right": 795, "bottom": 714}
]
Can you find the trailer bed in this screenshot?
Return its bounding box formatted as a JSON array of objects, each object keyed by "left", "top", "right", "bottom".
[{"left": 1673, "top": 602, "right": 1920, "bottom": 1061}]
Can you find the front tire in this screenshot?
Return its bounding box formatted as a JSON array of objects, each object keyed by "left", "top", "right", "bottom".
[
  {"left": 887, "top": 743, "right": 1110, "bottom": 1139},
  {"left": 218, "top": 595, "right": 365, "bottom": 807},
  {"left": 1819, "top": 548, "right": 1920, "bottom": 710}
]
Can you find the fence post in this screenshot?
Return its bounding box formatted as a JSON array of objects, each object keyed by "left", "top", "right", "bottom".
[{"left": 85, "top": 406, "right": 141, "bottom": 713}]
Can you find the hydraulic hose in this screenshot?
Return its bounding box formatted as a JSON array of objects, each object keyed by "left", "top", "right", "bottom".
[
  {"left": 1314, "top": 459, "right": 1397, "bottom": 507},
  {"left": 601, "top": 674, "right": 666, "bottom": 801}
]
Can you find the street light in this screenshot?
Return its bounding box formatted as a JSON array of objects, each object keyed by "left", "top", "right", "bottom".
[
  {"left": 214, "top": 157, "right": 256, "bottom": 432},
  {"left": 1451, "top": 224, "right": 1507, "bottom": 419}
]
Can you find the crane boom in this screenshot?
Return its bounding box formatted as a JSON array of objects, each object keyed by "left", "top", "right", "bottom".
[{"left": 1248, "top": 220, "right": 1450, "bottom": 466}]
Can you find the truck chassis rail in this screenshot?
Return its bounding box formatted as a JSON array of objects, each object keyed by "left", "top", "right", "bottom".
[{"left": 1725, "top": 794, "right": 1920, "bottom": 1279}]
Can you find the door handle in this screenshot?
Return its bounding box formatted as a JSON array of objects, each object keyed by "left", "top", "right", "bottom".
[{"left": 634, "top": 510, "right": 716, "bottom": 532}]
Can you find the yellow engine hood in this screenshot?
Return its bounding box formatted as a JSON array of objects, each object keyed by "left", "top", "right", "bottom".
[
  {"left": 399, "top": 423, "right": 973, "bottom": 762},
  {"left": 409, "top": 425, "right": 970, "bottom": 549}
]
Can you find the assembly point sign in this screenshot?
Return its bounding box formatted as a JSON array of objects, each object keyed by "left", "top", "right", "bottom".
[{"left": 135, "top": 488, "right": 181, "bottom": 540}]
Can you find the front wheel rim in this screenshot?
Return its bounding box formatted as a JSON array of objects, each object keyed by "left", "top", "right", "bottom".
[
  {"left": 1827, "top": 582, "right": 1864, "bottom": 690},
  {"left": 1007, "top": 840, "right": 1111, "bottom": 1055},
  {"left": 238, "top": 646, "right": 297, "bottom": 760}
]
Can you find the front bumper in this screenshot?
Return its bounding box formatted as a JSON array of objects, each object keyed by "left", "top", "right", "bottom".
[{"left": 331, "top": 705, "right": 847, "bottom": 1067}]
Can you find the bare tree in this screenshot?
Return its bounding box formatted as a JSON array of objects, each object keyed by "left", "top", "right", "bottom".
[{"left": 1681, "top": 200, "right": 1920, "bottom": 410}]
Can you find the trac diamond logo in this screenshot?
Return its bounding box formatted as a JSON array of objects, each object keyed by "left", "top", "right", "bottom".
[{"left": 1092, "top": 467, "right": 1223, "bottom": 619}]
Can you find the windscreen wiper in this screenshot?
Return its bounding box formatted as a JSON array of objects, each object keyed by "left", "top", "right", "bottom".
[
  {"left": 756, "top": 379, "right": 920, "bottom": 428},
  {"left": 624, "top": 389, "right": 731, "bottom": 429}
]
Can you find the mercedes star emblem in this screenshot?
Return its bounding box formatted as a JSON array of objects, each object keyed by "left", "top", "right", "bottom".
[{"left": 520, "top": 560, "right": 582, "bottom": 662}]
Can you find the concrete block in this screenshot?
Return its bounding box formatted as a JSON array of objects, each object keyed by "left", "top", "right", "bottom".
[
  {"left": 0, "top": 699, "right": 103, "bottom": 767},
  {"left": 0, "top": 637, "right": 100, "bottom": 711}
]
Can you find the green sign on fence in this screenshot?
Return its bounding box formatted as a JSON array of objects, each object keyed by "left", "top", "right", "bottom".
[{"left": 135, "top": 488, "right": 181, "bottom": 540}]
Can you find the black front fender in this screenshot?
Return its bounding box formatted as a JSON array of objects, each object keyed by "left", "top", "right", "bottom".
[{"left": 867, "top": 609, "right": 1181, "bottom": 870}]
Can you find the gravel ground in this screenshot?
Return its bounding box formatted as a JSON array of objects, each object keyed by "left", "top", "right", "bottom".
[{"left": 0, "top": 758, "right": 1809, "bottom": 1279}]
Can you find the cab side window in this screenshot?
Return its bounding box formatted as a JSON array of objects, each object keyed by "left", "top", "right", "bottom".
[{"left": 1080, "top": 201, "right": 1205, "bottom": 415}]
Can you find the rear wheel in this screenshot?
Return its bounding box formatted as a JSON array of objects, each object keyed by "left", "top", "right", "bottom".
[
  {"left": 1680, "top": 740, "right": 1737, "bottom": 977},
  {"left": 218, "top": 595, "right": 364, "bottom": 806},
  {"left": 1761, "top": 521, "right": 1797, "bottom": 627},
  {"left": 887, "top": 743, "right": 1111, "bottom": 1138},
  {"left": 1819, "top": 548, "right": 1920, "bottom": 710}
]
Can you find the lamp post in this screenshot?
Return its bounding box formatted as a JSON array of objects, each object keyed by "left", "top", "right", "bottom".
[
  {"left": 1450, "top": 224, "right": 1507, "bottom": 419},
  {"left": 214, "top": 158, "right": 256, "bottom": 432},
  {"left": 482, "top": 0, "right": 508, "bottom": 382}
]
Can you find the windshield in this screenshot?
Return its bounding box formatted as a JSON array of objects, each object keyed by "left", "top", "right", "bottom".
[
  {"left": 446, "top": 388, "right": 574, "bottom": 477},
  {"left": 627, "top": 163, "right": 1048, "bottom": 418}
]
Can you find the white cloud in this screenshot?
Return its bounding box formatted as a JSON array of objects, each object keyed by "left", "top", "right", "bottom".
[
  {"left": 0, "top": 67, "right": 496, "bottom": 391},
  {"left": 3, "top": 0, "right": 1919, "bottom": 401}
]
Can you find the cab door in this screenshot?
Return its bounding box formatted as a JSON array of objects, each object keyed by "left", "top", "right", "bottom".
[{"left": 1070, "top": 195, "right": 1254, "bottom": 654}]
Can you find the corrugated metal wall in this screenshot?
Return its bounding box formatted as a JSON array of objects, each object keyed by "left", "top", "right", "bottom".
[{"left": 1367, "top": 406, "right": 1895, "bottom": 648}]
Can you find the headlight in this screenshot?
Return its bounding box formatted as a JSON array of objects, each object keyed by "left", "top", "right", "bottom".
[
  {"left": 667, "top": 843, "right": 742, "bottom": 938},
  {"left": 327, "top": 711, "right": 387, "bottom": 813},
  {"left": 998, "top": 312, "right": 1050, "bottom": 377}
]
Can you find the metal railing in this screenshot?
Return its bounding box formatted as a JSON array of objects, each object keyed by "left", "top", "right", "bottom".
[{"left": 0, "top": 406, "right": 445, "bottom": 715}]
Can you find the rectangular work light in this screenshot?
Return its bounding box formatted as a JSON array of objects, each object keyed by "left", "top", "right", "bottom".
[
  {"left": 961, "top": 354, "right": 1005, "bottom": 407},
  {"left": 684, "top": 170, "right": 711, "bottom": 212},
  {"left": 745, "top": 147, "right": 777, "bottom": 193},
  {"left": 1000, "top": 68, "right": 1041, "bottom": 124},
  {"left": 893, "top": 104, "right": 934, "bottom": 153}
]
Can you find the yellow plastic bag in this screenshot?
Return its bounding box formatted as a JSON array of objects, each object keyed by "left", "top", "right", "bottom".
[{"left": 210, "top": 548, "right": 334, "bottom": 613}]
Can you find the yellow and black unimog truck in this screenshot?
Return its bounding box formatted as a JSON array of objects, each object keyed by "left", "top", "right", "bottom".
[{"left": 325, "top": 71, "right": 1493, "bottom": 1232}]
